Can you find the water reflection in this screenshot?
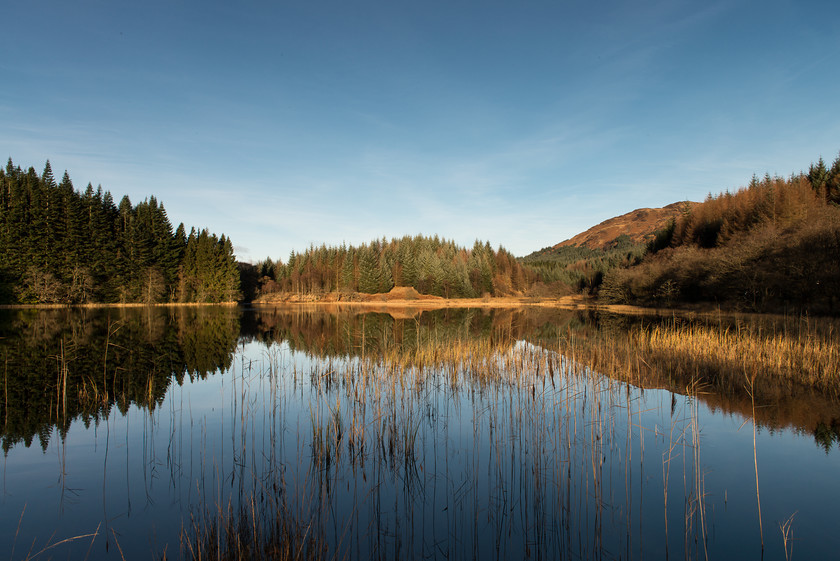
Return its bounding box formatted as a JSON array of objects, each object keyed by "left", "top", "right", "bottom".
[
  {"left": 0, "top": 306, "right": 837, "bottom": 560},
  {"left": 0, "top": 306, "right": 239, "bottom": 453},
  {"left": 240, "top": 306, "right": 840, "bottom": 450},
  {"left": 2, "top": 306, "right": 838, "bottom": 455}
]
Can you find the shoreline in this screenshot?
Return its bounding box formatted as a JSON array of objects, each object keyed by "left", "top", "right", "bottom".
[
  {"left": 2, "top": 294, "right": 829, "bottom": 323},
  {"left": 251, "top": 292, "right": 831, "bottom": 322},
  {"left": 0, "top": 301, "right": 239, "bottom": 310},
  {"left": 250, "top": 293, "right": 710, "bottom": 319}
]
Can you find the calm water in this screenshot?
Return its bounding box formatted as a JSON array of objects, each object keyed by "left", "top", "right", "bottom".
[{"left": 0, "top": 306, "right": 838, "bottom": 560}]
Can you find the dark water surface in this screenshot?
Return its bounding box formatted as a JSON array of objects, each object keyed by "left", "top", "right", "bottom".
[{"left": 0, "top": 306, "right": 838, "bottom": 560}]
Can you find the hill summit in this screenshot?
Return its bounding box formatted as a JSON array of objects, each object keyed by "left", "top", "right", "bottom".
[{"left": 555, "top": 201, "right": 696, "bottom": 250}]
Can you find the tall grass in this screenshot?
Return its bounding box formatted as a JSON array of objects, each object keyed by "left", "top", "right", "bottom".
[
  {"left": 180, "top": 323, "right": 715, "bottom": 560},
  {"left": 630, "top": 319, "right": 840, "bottom": 395},
  {"left": 550, "top": 315, "right": 840, "bottom": 398}
]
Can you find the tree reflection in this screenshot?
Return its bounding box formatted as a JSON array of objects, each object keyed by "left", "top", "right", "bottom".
[{"left": 0, "top": 307, "right": 240, "bottom": 453}]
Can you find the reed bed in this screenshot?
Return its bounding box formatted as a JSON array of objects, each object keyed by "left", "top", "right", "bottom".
[
  {"left": 180, "top": 498, "right": 326, "bottom": 561},
  {"left": 631, "top": 321, "right": 840, "bottom": 394},
  {"left": 180, "top": 332, "right": 711, "bottom": 561},
  {"left": 551, "top": 316, "right": 840, "bottom": 401}
]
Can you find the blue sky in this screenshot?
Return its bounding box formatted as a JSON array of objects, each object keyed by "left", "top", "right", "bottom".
[{"left": 2, "top": 0, "right": 839, "bottom": 262}]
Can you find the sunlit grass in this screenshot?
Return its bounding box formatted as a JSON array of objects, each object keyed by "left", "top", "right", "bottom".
[{"left": 632, "top": 321, "right": 840, "bottom": 393}]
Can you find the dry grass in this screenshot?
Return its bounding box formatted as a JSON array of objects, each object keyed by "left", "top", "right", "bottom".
[
  {"left": 631, "top": 321, "right": 840, "bottom": 395},
  {"left": 0, "top": 301, "right": 239, "bottom": 310},
  {"left": 180, "top": 325, "right": 714, "bottom": 560},
  {"left": 252, "top": 294, "right": 591, "bottom": 314},
  {"left": 546, "top": 314, "right": 840, "bottom": 400},
  {"left": 181, "top": 501, "right": 326, "bottom": 561}
]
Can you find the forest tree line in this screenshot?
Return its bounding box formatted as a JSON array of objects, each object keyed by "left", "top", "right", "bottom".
[
  {"left": 246, "top": 235, "right": 538, "bottom": 299},
  {"left": 0, "top": 159, "right": 240, "bottom": 304},
  {"left": 6, "top": 152, "right": 838, "bottom": 311}
]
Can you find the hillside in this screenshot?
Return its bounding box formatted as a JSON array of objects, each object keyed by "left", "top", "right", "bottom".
[
  {"left": 601, "top": 154, "right": 840, "bottom": 314},
  {"left": 519, "top": 202, "right": 696, "bottom": 295},
  {"left": 554, "top": 201, "right": 696, "bottom": 250}
]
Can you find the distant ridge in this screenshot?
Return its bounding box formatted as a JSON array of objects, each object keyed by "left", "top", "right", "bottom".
[{"left": 555, "top": 201, "right": 696, "bottom": 250}]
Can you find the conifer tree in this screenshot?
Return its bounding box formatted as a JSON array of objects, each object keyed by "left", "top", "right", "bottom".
[
  {"left": 809, "top": 157, "right": 829, "bottom": 197},
  {"left": 41, "top": 161, "right": 56, "bottom": 189},
  {"left": 399, "top": 242, "right": 417, "bottom": 287},
  {"left": 358, "top": 247, "right": 379, "bottom": 294},
  {"left": 827, "top": 152, "right": 840, "bottom": 205},
  {"left": 340, "top": 249, "right": 356, "bottom": 291},
  {"left": 377, "top": 251, "right": 394, "bottom": 293},
  {"left": 0, "top": 160, "right": 241, "bottom": 304}
]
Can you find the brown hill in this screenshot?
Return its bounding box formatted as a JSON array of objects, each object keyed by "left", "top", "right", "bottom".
[{"left": 556, "top": 201, "right": 696, "bottom": 250}]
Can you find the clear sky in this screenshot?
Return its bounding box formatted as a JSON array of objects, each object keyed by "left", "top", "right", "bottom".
[{"left": 2, "top": 0, "right": 839, "bottom": 262}]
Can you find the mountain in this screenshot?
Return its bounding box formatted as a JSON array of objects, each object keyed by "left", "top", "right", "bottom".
[{"left": 554, "top": 201, "right": 696, "bottom": 250}]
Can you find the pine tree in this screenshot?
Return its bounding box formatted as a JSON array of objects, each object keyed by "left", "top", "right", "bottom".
[
  {"left": 26, "top": 167, "right": 49, "bottom": 270},
  {"left": 41, "top": 161, "right": 56, "bottom": 189},
  {"left": 358, "top": 247, "right": 379, "bottom": 294},
  {"left": 399, "top": 242, "right": 417, "bottom": 287},
  {"left": 0, "top": 160, "right": 241, "bottom": 304},
  {"left": 809, "top": 157, "right": 829, "bottom": 197},
  {"left": 377, "top": 251, "right": 394, "bottom": 293},
  {"left": 220, "top": 235, "right": 241, "bottom": 301},
  {"left": 827, "top": 152, "right": 840, "bottom": 205},
  {"left": 340, "top": 249, "right": 356, "bottom": 292}
]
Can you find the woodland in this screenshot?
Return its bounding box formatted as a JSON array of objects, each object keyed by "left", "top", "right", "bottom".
[
  {"left": 244, "top": 235, "right": 538, "bottom": 301},
  {"left": 2, "top": 153, "right": 839, "bottom": 313},
  {"left": 600, "top": 154, "right": 840, "bottom": 313}
]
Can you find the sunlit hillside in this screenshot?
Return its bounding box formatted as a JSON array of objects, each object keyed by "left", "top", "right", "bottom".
[{"left": 601, "top": 154, "right": 840, "bottom": 313}]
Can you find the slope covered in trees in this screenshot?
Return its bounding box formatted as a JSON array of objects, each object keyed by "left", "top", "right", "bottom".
[
  {"left": 250, "top": 235, "right": 537, "bottom": 299},
  {"left": 520, "top": 234, "right": 647, "bottom": 295},
  {"left": 518, "top": 203, "right": 699, "bottom": 295},
  {"left": 601, "top": 153, "right": 840, "bottom": 313},
  {"left": 0, "top": 159, "right": 240, "bottom": 304}
]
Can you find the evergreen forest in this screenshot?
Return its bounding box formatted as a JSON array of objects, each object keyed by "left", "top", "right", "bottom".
[
  {"left": 0, "top": 159, "right": 240, "bottom": 304},
  {"left": 249, "top": 235, "right": 538, "bottom": 299},
  {"left": 519, "top": 234, "right": 647, "bottom": 295}
]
